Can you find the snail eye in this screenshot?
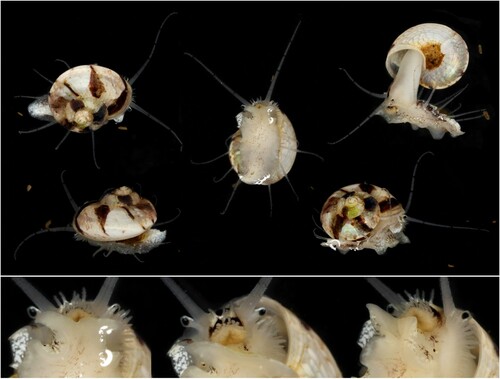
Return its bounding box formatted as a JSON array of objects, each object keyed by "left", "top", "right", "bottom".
[
  {"left": 461, "top": 311, "right": 471, "bottom": 320},
  {"left": 180, "top": 316, "right": 193, "bottom": 327},
  {"left": 256, "top": 307, "right": 267, "bottom": 316},
  {"left": 386, "top": 304, "right": 397, "bottom": 315}
]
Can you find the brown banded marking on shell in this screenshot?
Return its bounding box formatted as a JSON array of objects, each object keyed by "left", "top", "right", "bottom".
[
  {"left": 229, "top": 101, "right": 297, "bottom": 185},
  {"left": 47, "top": 65, "right": 133, "bottom": 132},
  {"left": 317, "top": 151, "right": 490, "bottom": 255},
  {"left": 74, "top": 186, "right": 157, "bottom": 242},
  {"left": 386, "top": 23, "right": 469, "bottom": 90},
  {"left": 357, "top": 278, "right": 499, "bottom": 378},
  {"left": 21, "top": 13, "right": 182, "bottom": 169},
  {"left": 71, "top": 186, "right": 166, "bottom": 256},
  {"left": 164, "top": 278, "right": 342, "bottom": 378},
  {"left": 9, "top": 277, "right": 151, "bottom": 378},
  {"left": 14, "top": 176, "right": 167, "bottom": 258},
  {"left": 319, "top": 183, "right": 409, "bottom": 254}
]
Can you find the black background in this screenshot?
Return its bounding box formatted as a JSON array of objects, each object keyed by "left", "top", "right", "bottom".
[
  {"left": 1, "top": 276, "right": 498, "bottom": 377},
  {"left": 2, "top": 2, "right": 498, "bottom": 275},
  {"left": 1, "top": 3, "right": 499, "bottom": 377}
]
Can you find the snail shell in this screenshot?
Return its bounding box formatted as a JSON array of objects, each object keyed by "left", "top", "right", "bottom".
[
  {"left": 165, "top": 278, "right": 342, "bottom": 377},
  {"left": 371, "top": 23, "right": 470, "bottom": 139},
  {"left": 75, "top": 186, "right": 157, "bottom": 242},
  {"left": 320, "top": 183, "right": 409, "bottom": 254},
  {"left": 386, "top": 23, "right": 469, "bottom": 89},
  {"left": 229, "top": 101, "right": 297, "bottom": 185},
  {"left": 9, "top": 278, "right": 151, "bottom": 377},
  {"left": 73, "top": 186, "right": 166, "bottom": 255},
  {"left": 332, "top": 23, "right": 474, "bottom": 144},
  {"left": 29, "top": 65, "right": 132, "bottom": 132},
  {"left": 23, "top": 13, "right": 183, "bottom": 163},
  {"left": 187, "top": 20, "right": 301, "bottom": 194},
  {"left": 14, "top": 182, "right": 166, "bottom": 258},
  {"left": 358, "top": 278, "right": 499, "bottom": 378}
]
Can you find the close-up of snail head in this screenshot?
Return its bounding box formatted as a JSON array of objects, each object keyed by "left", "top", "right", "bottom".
[
  {"left": 8, "top": 277, "right": 151, "bottom": 378},
  {"left": 162, "top": 277, "right": 342, "bottom": 377},
  {"left": 357, "top": 277, "right": 499, "bottom": 378}
]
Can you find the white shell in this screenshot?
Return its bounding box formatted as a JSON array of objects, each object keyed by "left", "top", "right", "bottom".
[
  {"left": 187, "top": 20, "right": 301, "bottom": 212},
  {"left": 358, "top": 278, "right": 499, "bottom": 378},
  {"left": 377, "top": 23, "right": 469, "bottom": 139},
  {"left": 165, "top": 278, "right": 342, "bottom": 378},
  {"left": 47, "top": 65, "right": 132, "bottom": 132},
  {"left": 320, "top": 183, "right": 409, "bottom": 254},
  {"left": 9, "top": 278, "right": 151, "bottom": 378},
  {"left": 334, "top": 23, "right": 474, "bottom": 143},
  {"left": 386, "top": 23, "right": 469, "bottom": 89},
  {"left": 230, "top": 101, "right": 297, "bottom": 185}
]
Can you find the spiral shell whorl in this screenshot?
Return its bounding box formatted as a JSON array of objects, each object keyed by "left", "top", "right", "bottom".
[{"left": 386, "top": 23, "right": 469, "bottom": 89}]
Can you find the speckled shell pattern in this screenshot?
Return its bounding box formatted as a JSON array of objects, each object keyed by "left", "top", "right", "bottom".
[
  {"left": 320, "top": 183, "right": 408, "bottom": 254},
  {"left": 48, "top": 65, "right": 133, "bottom": 132},
  {"left": 385, "top": 23, "right": 469, "bottom": 89},
  {"left": 73, "top": 186, "right": 157, "bottom": 242}
]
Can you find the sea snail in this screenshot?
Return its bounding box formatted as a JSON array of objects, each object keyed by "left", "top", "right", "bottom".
[
  {"left": 317, "top": 152, "right": 489, "bottom": 254},
  {"left": 14, "top": 172, "right": 167, "bottom": 259},
  {"left": 332, "top": 23, "right": 484, "bottom": 144},
  {"left": 187, "top": 20, "right": 301, "bottom": 214},
  {"left": 357, "top": 277, "right": 499, "bottom": 377},
  {"left": 8, "top": 277, "right": 151, "bottom": 377},
  {"left": 21, "top": 13, "right": 182, "bottom": 168},
  {"left": 71, "top": 186, "right": 167, "bottom": 256},
  {"left": 319, "top": 183, "right": 409, "bottom": 254},
  {"left": 163, "top": 277, "right": 342, "bottom": 377}
]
